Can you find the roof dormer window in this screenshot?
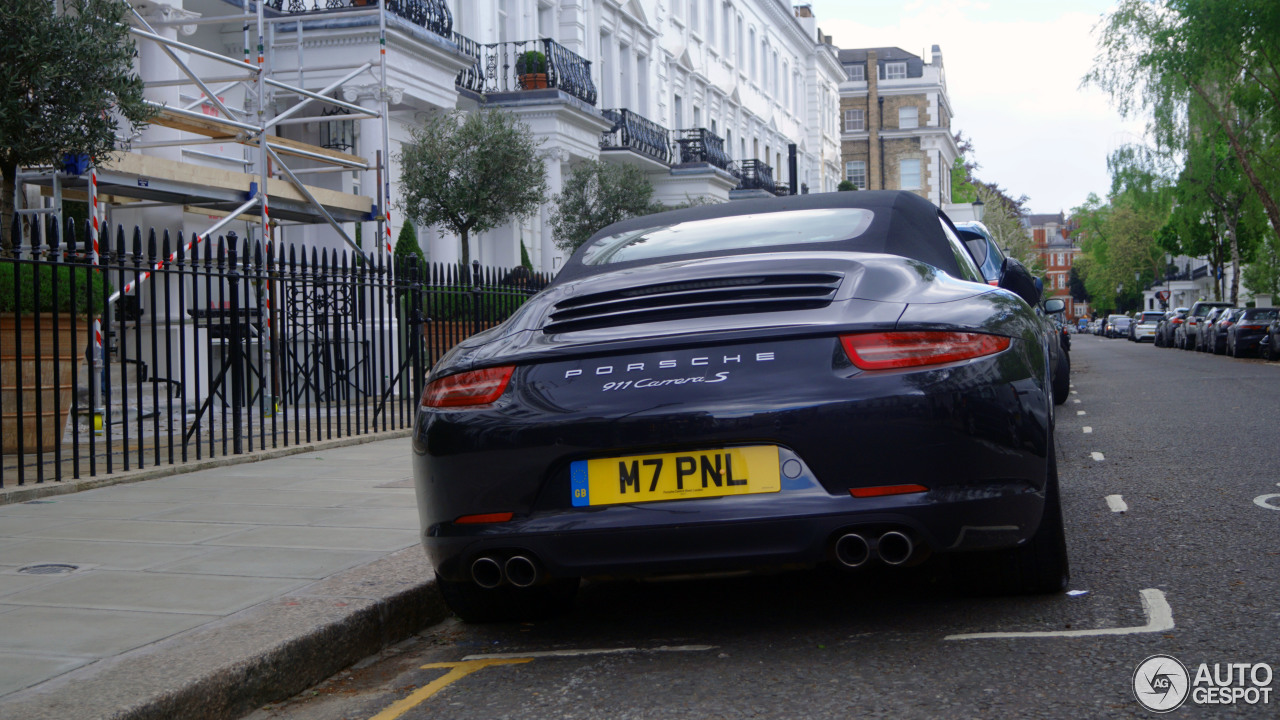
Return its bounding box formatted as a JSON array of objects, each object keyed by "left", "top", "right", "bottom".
[
  {"left": 846, "top": 64, "right": 865, "bottom": 82},
  {"left": 884, "top": 62, "right": 907, "bottom": 80}
]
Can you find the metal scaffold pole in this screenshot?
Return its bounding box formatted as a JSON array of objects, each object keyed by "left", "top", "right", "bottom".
[{"left": 379, "top": 1, "right": 393, "bottom": 258}]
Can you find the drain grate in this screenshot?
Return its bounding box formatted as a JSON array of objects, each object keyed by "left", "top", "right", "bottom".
[{"left": 17, "top": 564, "right": 79, "bottom": 575}]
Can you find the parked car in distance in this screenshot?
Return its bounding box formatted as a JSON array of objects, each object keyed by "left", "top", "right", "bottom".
[
  {"left": 953, "top": 221, "right": 1005, "bottom": 286},
  {"left": 1226, "top": 307, "right": 1279, "bottom": 357},
  {"left": 1155, "top": 307, "right": 1188, "bottom": 348},
  {"left": 1262, "top": 315, "right": 1280, "bottom": 361},
  {"left": 1107, "top": 315, "right": 1131, "bottom": 339},
  {"left": 1197, "top": 307, "right": 1228, "bottom": 352},
  {"left": 1179, "top": 301, "right": 1233, "bottom": 350},
  {"left": 1132, "top": 311, "right": 1164, "bottom": 343},
  {"left": 413, "top": 191, "right": 1069, "bottom": 622}
]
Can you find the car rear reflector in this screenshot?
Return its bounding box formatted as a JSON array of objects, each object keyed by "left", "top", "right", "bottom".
[
  {"left": 422, "top": 366, "right": 514, "bottom": 407},
  {"left": 1239, "top": 324, "right": 1266, "bottom": 330},
  {"left": 455, "top": 512, "right": 515, "bottom": 524},
  {"left": 849, "top": 484, "right": 929, "bottom": 498},
  {"left": 1172, "top": 318, "right": 1184, "bottom": 324},
  {"left": 840, "top": 332, "right": 1011, "bottom": 370}
]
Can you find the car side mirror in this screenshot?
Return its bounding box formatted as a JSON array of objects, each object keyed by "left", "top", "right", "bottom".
[
  {"left": 998, "top": 257, "right": 1042, "bottom": 306},
  {"left": 1044, "top": 298, "right": 1066, "bottom": 314}
]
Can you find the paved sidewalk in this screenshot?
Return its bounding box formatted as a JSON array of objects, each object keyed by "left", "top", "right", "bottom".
[{"left": 0, "top": 437, "right": 445, "bottom": 720}]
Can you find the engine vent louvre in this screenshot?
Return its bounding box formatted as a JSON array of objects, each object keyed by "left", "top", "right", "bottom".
[{"left": 545, "top": 273, "right": 843, "bottom": 334}]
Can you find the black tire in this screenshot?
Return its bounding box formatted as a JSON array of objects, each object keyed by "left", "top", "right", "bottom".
[
  {"left": 437, "top": 576, "right": 579, "bottom": 623},
  {"left": 959, "top": 441, "right": 1069, "bottom": 595},
  {"left": 1265, "top": 341, "right": 1275, "bottom": 361},
  {"left": 1230, "top": 340, "right": 1240, "bottom": 358},
  {"left": 1213, "top": 337, "right": 1225, "bottom": 355},
  {"left": 1052, "top": 350, "right": 1070, "bottom": 406}
]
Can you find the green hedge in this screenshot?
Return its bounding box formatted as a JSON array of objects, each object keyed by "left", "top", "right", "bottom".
[{"left": 0, "top": 262, "right": 111, "bottom": 315}]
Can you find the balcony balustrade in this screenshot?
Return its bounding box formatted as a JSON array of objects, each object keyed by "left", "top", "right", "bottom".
[
  {"left": 673, "top": 128, "right": 739, "bottom": 176},
  {"left": 265, "top": 0, "right": 453, "bottom": 39},
  {"left": 736, "top": 159, "right": 788, "bottom": 196},
  {"left": 453, "top": 38, "right": 597, "bottom": 106},
  {"left": 601, "top": 109, "right": 671, "bottom": 165}
]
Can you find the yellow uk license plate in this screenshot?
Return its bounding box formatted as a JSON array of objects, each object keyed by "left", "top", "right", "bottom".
[{"left": 570, "top": 446, "right": 780, "bottom": 507}]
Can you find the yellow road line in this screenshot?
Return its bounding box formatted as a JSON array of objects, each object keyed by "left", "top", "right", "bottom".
[{"left": 368, "top": 658, "right": 533, "bottom": 720}]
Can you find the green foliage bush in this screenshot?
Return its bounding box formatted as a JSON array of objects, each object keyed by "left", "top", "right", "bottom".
[
  {"left": 0, "top": 262, "right": 110, "bottom": 315},
  {"left": 516, "top": 50, "right": 547, "bottom": 74}
]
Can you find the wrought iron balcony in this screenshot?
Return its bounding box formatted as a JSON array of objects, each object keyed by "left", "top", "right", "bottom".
[
  {"left": 452, "top": 38, "right": 597, "bottom": 106},
  {"left": 736, "top": 159, "right": 788, "bottom": 196},
  {"left": 264, "top": 0, "right": 452, "bottom": 40},
  {"left": 601, "top": 109, "right": 671, "bottom": 165},
  {"left": 674, "top": 128, "right": 739, "bottom": 176}
]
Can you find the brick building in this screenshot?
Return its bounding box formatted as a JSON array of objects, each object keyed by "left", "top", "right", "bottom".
[
  {"left": 837, "top": 45, "right": 959, "bottom": 207},
  {"left": 1027, "top": 212, "right": 1082, "bottom": 319}
]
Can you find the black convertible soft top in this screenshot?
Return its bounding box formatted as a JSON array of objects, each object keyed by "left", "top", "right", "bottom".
[{"left": 554, "top": 190, "right": 960, "bottom": 284}]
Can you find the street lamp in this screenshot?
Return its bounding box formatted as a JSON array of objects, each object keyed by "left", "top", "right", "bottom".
[{"left": 972, "top": 197, "right": 985, "bottom": 223}]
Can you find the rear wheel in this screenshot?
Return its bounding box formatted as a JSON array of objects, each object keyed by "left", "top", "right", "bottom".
[
  {"left": 1052, "top": 351, "right": 1070, "bottom": 406},
  {"left": 960, "top": 440, "right": 1069, "bottom": 596},
  {"left": 437, "top": 576, "right": 579, "bottom": 623}
]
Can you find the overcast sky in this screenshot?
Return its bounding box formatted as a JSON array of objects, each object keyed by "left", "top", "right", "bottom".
[{"left": 807, "top": 0, "right": 1147, "bottom": 215}]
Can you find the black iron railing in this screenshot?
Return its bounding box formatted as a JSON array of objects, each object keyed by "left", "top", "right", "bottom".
[
  {"left": 0, "top": 217, "right": 545, "bottom": 487},
  {"left": 737, "top": 159, "right": 788, "bottom": 196},
  {"left": 452, "top": 38, "right": 597, "bottom": 106},
  {"left": 601, "top": 109, "right": 671, "bottom": 165},
  {"left": 265, "top": 0, "right": 452, "bottom": 39},
  {"left": 674, "top": 128, "right": 739, "bottom": 176}
]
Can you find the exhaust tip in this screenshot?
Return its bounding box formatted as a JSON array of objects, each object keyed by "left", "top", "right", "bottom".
[
  {"left": 834, "top": 533, "right": 871, "bottom": 568},
  {"left": 504, "top": 555, "right": 539, "bottom": 588},
  {"left": 877, "top": 531, "right": 914, "bottom": 566},
  {"left": 471, "top": 556, "right": 503, "bottom": 588}
]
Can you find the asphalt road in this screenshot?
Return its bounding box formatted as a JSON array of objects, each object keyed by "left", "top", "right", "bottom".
[{"left": 245, "top": 335, "right": 1280, "bottom": 719}]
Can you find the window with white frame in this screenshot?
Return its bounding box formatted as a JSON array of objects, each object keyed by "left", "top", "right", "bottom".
[
  {"left": 706, "top": 0, "right": 714, "bottom": 41},
  {"left": 884, "top": 62, "right": 907, "bottom": 80},
  {"left": 898, "top": 106, "right": 918, "bottom": 129},
  {"left": 846, "top": 64, "right": 864, "bottom": 82},
  {"left": 845, "top": 160, "right": 867, "bottom": 189},
  {"left": 844, "top": 108, "right": 864, "bottom": 132},
  {"left": 722, "top": 4, "right": 730, "bottom": 52},
  {"left": 899, "top": 158, "right": 921, "bottom": 189},
  {"left": 749, "top": 28, "right": 756, "bottom": 80},
  {"left": 690, "top": 0, "right": 699, "bottom": 32}
]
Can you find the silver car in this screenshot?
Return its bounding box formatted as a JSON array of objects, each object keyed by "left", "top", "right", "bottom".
[{"left": 1133, "top": 311, "right": 1164, "bottom": 342}]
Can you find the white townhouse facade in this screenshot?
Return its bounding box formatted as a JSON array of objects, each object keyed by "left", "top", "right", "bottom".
[{"left": 112, "top": 0, "right": 844, "bottom": 276}]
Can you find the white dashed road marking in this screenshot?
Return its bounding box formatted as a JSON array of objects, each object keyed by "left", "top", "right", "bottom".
[
  {"left": 1077, "top": 411, "right": 1086, "bottom": 416},
  {"left": 1091, "top": 452, "right": 1105, "bottom": 462},
  {"left": 1072, "top": 399, "right": 1081, "bottom": 404},
  {"left": 1083, "top": 426, "right": 1093, "bottom": 434},
  {"left": 1106, "top": 495, "right": 1128, "bottom": 513},
  {"left": 945, "top": 589, "right": 1174, "bottom": 640}
]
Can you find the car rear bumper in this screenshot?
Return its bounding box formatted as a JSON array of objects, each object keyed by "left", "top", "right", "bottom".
[{"left": 418, "top": 485, "right": 1044, "bottom": 581}]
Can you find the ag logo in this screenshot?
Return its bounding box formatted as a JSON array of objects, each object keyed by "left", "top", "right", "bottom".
[{"left": 1134, "top": 654, "right": 1190, "bottom": 713}]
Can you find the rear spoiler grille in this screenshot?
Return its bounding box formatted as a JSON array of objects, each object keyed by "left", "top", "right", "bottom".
[{"left": 545, "top": 273, "right": 843, "bottom": 334}]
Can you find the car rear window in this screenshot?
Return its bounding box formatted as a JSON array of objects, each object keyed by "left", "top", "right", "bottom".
[
  {"left": 1141, "top": 313, "right": 1164, "bottom": 322},
  {"left": 580, "top": 208, "right": 876, "bottom": 266},
  {"left": 1245, "top": 309, "right": 1278, "bottom": 321}
]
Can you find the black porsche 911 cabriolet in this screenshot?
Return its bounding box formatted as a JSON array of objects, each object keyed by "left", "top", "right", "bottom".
[{"left": 413, "top": 191, "right": 1068, "bottom": 621}]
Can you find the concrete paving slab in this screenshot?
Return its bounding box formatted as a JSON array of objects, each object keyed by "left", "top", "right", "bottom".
[
  {"left": 15, "top": 518, "right": 247, "bottom": 544},
  {"left": 0, "top": 539, "right": 213, "bottom": 571},
  {"left": 0, "top": 500, "right": 188, "bottom": 520},
  {"left": 72, "top": 485, "right": 222, "bottom": 503},
  {"left": 0, "top": 606, "right": 216, "bottom": 657},
  {"left": 309, "top": 507, "right": 420, "bottom": 529},
  {"left": 0, "top": 516, "right": 89, "bottom": 537},
  {"left": 141, "top": 504, "right": 360, "bottom": 527},
  {"left": 2, "top": 571, "right": 307, "bottom": 614},
  {"left": 212, "top": 526, "right": 418, "bottom": 552},
  {"left": 0, "top": 572, "right": 65, "bottom": 597},
  {"left": 0, "top": 653, "right": 91, "bottom": 697},
  {"left": 152, "top": 474, "right": 304, "bottom": 490},
  {"left": 154, "top": 547, "right": 382, "bottom": 579},
  {"left": 275, "top": 478, "right": 402, "bottom": 492},
  {"left": 201, "top": 488, "right": 413, "bottom": 508}
]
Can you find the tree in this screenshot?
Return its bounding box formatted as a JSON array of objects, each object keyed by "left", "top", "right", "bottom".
[
  {"left": 399, "top": 110, "right": 547, "bottom": 266},
  {"left": 837, "top": 180, "right": 857, "bottom": 192},
  {"left": 394, "top": 222, "right": 423, "bottom": 263},
  {"left": 1068, "top": 266, "right": 1090, "bottom": 304},
  {"left": 0, "top": 0, "right": 152, "bottom": 252},
  {"left": 1085, "top": 0, "right": 1280, "bottom": 256},
  {"left": 550, "top": 161, "right": 659, "bottom": 253}
]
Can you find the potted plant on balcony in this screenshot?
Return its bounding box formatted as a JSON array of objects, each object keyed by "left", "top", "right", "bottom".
[
  {"left": 0, "top": 261, "right": 108, "bottom": 453},
  {"left": 516, "top": 49, "right": 549, "bottom": 90}
]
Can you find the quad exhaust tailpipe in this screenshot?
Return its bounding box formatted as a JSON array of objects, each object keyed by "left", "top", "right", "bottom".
[
  {"left": 833, "top": 530, "right": 919, "bottom": 568},
  {"left": 471, "top": 553, "right": 542, "bottom": 588}
]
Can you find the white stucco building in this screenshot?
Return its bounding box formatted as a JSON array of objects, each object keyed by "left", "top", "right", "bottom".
[{"left": 117, "top": 0, "right": 844, "bottom": 276}]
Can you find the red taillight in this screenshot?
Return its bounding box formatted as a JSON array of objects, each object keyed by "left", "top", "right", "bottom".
[
  {"left": 840, "top": 332, "right": 1011, "bottom": 370},
  {"left": 422, "top": 366, "right": 514, "bottom": 407},
  {"left": 1172, "top": 318, "right": 1184, "bottom": 324},
  {"left": 455, "top": 512, "right": 514, "bottom": 524},
  {"left": 1240, "top": 324, "right": 1265, "bottom": 330},
  {"left": 849, "top": 484, "right": 929, "bottom": 498}
]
